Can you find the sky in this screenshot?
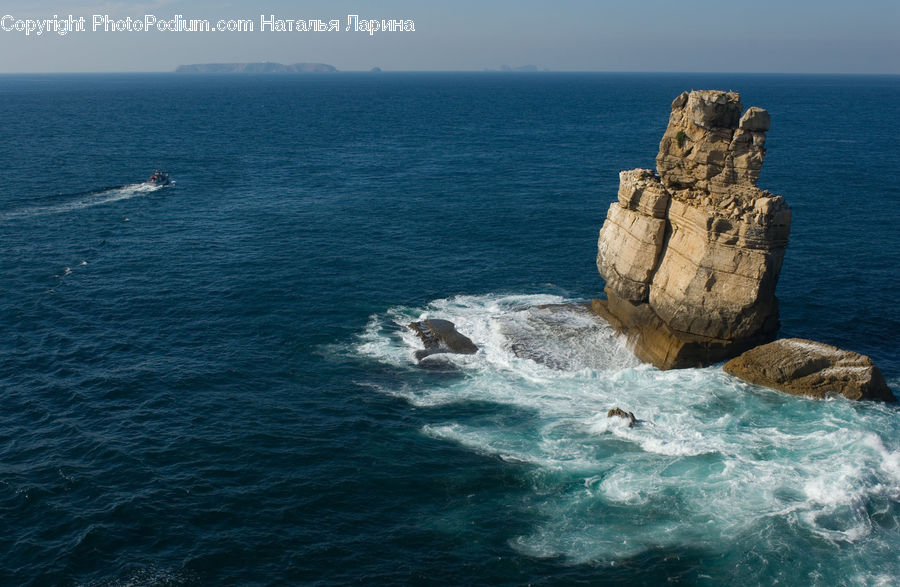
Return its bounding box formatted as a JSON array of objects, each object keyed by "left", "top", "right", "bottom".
[{"left": 0, "top": 0, "right": 897, "bottom": 74}]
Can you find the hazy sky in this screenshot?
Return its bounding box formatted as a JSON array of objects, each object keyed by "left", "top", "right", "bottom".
[{"left": 0, "top": 0, "right": 897, "bottom": 73}]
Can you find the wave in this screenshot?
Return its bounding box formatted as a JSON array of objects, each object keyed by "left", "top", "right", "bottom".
[
  {"left": 1, "top": 183, "right": 165, "bottom": 220},
  {"left": 355, "top": 293, "right": 900, "bottom": 576}
]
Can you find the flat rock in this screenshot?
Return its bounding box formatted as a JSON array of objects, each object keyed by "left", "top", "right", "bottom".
[
  {"left": 723, "top": 338, "right": 896, "bottom": 401},
  {"left": 408, "top": 319, "right": 478, "bottom": 360}
]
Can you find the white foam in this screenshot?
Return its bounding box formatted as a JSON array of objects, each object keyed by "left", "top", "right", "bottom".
[
  {"left": 355, "top": 292, "right": 900, "bottom": 567},
  {"left": 2, "top": 183, "right": 163, "bottom": 220}
]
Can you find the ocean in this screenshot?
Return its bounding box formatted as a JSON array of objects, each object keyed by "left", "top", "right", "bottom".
[{"left": 1, "top": 72, "right": 899, "bottom": 585}]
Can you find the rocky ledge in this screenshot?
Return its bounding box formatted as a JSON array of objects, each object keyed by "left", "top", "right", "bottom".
[
  {"left": 594, "top": 90, "right": 791, "bottom": 369},
  {"left": 408, "top": 319, "right": 478, "bottom": 360},
  {"left": 723, "top": 339, "right": 896, "bottom": 402}
]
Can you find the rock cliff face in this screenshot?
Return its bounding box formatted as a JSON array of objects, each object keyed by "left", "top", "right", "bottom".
[{"left": 594, "top": 90, "right": 791, "bottom": 369}]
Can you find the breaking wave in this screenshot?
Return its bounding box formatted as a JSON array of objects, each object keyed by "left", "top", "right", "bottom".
[{"left": 356, "top": 293, "right": 900, "bottom": 580}]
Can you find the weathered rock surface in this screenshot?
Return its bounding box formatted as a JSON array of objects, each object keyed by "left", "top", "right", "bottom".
[
  {"left": 408, "top": 319, "right": 478, "bottom": 360},
  {"left": 595, "top": 90, "right": 791, "bottom": 369},
  {"left": 723, "top": 339, "right": 896, "bottom": 402},
  {"left": 595, "top": 169, "right": 669, "bottom": 303},
  {"left": 590, "top": 295, "right": 773, "bottom": 369}
]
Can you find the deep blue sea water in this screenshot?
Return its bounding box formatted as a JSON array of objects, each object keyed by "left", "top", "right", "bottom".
[{"left": 1, "top": 72, "right": 899, "bottom": 585}]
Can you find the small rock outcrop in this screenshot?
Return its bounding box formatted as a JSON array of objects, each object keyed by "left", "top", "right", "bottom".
[
  {"left": 607, "top": 408, "right": 637, "bottom": 427},
  {"left": 723, "top": 339, "right": 896, "bottom": 401},
  {"left": 408, "top": 319, "right": 478, "bottom": 360},
  {"left": 594, "top": 90, "right": 791, "bottom": 369}
]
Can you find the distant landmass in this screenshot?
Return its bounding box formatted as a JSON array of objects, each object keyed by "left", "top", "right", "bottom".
[
  {"left": 499, "top": 65, "right": 540, "bottom": 72},
  {"left": 175, "top": 62, "right": 338, "bottom": 73}
]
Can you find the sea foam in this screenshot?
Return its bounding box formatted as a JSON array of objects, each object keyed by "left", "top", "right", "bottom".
[
  {"left": 357, "top": 293, "right": 900, "bottom": 578},
  {"left": 1, "top": 183, "right": 163, "bottom": 220}
]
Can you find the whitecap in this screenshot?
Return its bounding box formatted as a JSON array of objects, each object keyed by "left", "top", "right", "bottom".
[{"left": 354, "top": 292, "right": 900, "bottom": 567}]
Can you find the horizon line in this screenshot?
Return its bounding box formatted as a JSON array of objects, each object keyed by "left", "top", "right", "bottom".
[{"left": 1, "top": 69, "right": 899, "bottom": 76}]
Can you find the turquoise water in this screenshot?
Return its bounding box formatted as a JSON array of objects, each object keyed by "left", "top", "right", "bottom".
[{"left": 1, "top": 73, "right": 899, "bottom": 585}]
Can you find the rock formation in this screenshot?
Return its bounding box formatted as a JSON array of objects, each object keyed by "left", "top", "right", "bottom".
[
  {"left": 408, "top": 319, "right": 478, "bottom": 360},
  {"left": 607, "top": 408, "right": 637, "bottom": 427},
  {"left": 723, "top": 339, "right": 896, "bottom": 402},
  {"left": 594, "top": 90, "right": 791, "bottom": 369}
]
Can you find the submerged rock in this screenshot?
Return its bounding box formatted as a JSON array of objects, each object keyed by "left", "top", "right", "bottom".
[
  {"left": 408, "top": 319, "right": 478, "bottom": 360},
  {"left": 595, "top": 90, "right": 790, "bottom": 369},
  {"left": 723, "top": 339, "right": 896, "bottom": 402},
  {"left": 607, "top": 407, "right": 637, "bottom": 427}
]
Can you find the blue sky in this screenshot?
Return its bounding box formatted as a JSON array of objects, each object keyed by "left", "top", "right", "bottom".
[{"left": 0, "top": 0, "right": 897, "bottom": 73}]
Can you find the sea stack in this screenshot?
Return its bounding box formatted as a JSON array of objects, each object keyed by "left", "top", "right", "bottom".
[{"left": 593, "top": 90, "right": 791, "bottom": 369}]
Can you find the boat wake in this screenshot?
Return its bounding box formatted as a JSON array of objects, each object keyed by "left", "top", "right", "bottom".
[{"left": 2, "top": 182, "right": 166, "bottom": 220}]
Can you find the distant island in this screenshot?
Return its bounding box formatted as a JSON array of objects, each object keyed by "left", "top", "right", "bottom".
[
  {"left": 499, "top": 64, "right": 539, "bottom": 72},
  {"left": 175, "top": 62, "right": 338, "bottom": 73}
]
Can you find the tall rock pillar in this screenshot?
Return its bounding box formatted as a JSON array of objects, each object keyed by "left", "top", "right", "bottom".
[{"left": 594, "top": 90, "right": 791, "bottom": 369}]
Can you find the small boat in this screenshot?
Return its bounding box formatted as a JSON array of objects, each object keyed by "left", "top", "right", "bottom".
[{"left": 145, "top": 170, "right": 172, "bottom": 186}]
